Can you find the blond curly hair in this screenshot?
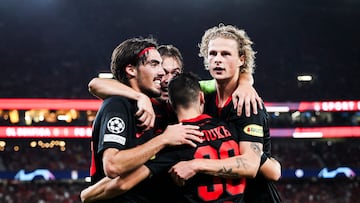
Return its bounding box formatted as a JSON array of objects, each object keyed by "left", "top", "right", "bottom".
[{"left": 198, "top": 24, "right": 256, "bottom": 74}]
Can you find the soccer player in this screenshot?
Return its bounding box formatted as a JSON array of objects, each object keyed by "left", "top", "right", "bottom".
[
  {"left": 88, "top": 47, "right": 262, "bottom": 132},
  {"left": 89, "top": 37, "right": 203, "bottom": 202},
  {"left": 197, "top": 24, "right": 282, "bottom": 202},
  {"left": 88, "top": 45, "right": 185, "bottom": 132},
  {"left": 85, "top": 35, "right": 280, "bottom": 201},
  {"left": 81, "top": 72, "right": 266, "bottom": 202}
]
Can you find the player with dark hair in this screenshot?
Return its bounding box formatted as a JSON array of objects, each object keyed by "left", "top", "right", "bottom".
[
  {"left": 156, "top": 72, "right": 261, "bottom": 202},
  {"left": 88, "top": 42, "right": 260, "bottom": 130},
  {"left": 81, "top": 72, "right": 264, "bottom": 202},
  {"left": 83, "top": 35, "right": 279, "bottom": 202},
  {"left": 149, "top": 44, "right": 184, "bottom": 134},
  {"left": 89, "top": 37, "right": 203, "bottom": 202},
  {"left": 88, "top": 44, "right": 184, "bottom": 133},
  {"left": 88, "top": 46, "right": 262, "bottom": 133}
]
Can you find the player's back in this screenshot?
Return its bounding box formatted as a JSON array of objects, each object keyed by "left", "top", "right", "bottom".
[{"left": 179, "top": 114, "right": 246, "bottom": 203}]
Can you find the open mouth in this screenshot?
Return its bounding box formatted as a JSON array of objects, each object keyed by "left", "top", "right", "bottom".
[
  {"left": 213, "top": 67, "right": 225, "bottom": 71},
  {"left": 161, "top": 85, "right": 168, "bottom": 92},
  {"left": 154, "top": 78, "right": 162, "bottom": 88},
  {"left": 212, "top": 67, "right": 225, "bottom": 74}
]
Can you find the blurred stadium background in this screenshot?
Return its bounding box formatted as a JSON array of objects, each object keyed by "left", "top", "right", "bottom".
[{"left": 0, "top": 0, "right": 359, "bottom": 202}]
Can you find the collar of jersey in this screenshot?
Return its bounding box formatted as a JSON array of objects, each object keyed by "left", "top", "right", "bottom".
[{"left": 180, "top": 114, "right": 211, "bottom": 123}]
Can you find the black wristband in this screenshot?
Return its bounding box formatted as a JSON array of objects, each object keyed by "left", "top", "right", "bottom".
[{"left": 260, "top": 153, "right": 267, "bottom": 167}]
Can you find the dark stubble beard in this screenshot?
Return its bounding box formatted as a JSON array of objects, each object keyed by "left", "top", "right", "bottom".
[{"left": 137, "top": 76, "right": 161, "bottom": 98}]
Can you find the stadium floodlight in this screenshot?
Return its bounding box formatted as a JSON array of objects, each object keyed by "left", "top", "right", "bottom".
[
  {"left": 297, "top": 75, "right": 313, "bottom": 82},
  {"left": 98, "top": 72, "right": 114, "bottom": 79},
  {"left": 292, "top": 132, "right": 323, "bottom": 138},
  {"left": 265, "top": 106, "right": 290, "bottom": 112}
]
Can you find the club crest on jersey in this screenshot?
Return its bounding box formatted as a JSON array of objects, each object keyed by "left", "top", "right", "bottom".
[
  {"left": 107, "top": 117, "right": 125, "bottom": 134},
  {"left": 243, "top": 124, "right": 263, "bottom": 137}
]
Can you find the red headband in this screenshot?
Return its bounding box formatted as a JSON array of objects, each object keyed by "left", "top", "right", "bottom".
[{"left": 137, "top": 47, "right": 155, "bottom": 57}]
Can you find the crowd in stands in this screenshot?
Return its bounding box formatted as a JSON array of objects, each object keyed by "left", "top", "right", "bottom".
[
  {"left": 0, "top": 180, "right": 84, "bottom": 203},
  {"left": 1, "top": 1, "right": 359, "bottom": 202},
  {"left": 1, "top": 138, "right": 359, "bottom": 173},
  {"left": 0, "top": 177, "right": 359, "bottom": 202},
  {"left": 0, "top": 108, "right": 359, "bottom": 202},
  {"left": 278, "top": 179, "right": 360, "bottom": 203},
  {"left": 269, "top": 111, "right": 360, "bottom": 128},
  {"left": 0, "top": 137, "right": 359, "bottom": 202},
  {"left": 0, "top": 139, "right": 90, "bottom": 172},
  {"left": 272, "top": 138, "right": 360, "bottom": 169},
  {"left": 1, "top": 10, "right": 359, "bottom": 102}
]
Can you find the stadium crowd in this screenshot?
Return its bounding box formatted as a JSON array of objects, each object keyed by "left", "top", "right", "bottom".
[
  {"left": 3, "top": 178, "right": 360, "bottom": 203},
  {"left": 1, "top": 138, "right": 359, "bottom": 173},
  {"left": 0, "top": 138, "right": 359, "bottom": 202},
  {"left": 0, "top": 139, "right": 90, "bottom": 172},
  {"left": 1, "top": 1, "right": 359, "bottom": 202}
]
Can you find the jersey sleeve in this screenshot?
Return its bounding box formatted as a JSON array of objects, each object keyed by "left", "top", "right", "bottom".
[
  {"left": 97, "top": 97, "right": 133, "bottom": 154},
  {"left": 262, "top": 108, "right": 272, "bottom": 156},
  {"left": 228, "top": 104, "right": 267, "bottom": 144}
]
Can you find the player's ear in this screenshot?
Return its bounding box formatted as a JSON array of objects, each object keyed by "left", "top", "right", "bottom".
[
  {"left": 125, "top": 64, "right": 136, "bottom": 78},
  {"left": 238, "top": 54, "right": 245, "bottom": 67},
  {"left": 199, "top": 91, "right": 205, "bottom": 105}
]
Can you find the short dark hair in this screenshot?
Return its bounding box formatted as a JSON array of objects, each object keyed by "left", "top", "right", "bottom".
[
  {"left": 168, "top": 72, "right": 201, "bottom": 110},
  {"left": 110, "top": 37, "right": 158, "bottom": 84}
]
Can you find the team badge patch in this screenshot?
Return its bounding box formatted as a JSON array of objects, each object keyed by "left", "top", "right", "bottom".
[
  {"left": 107, "top": 117, "right": 125, "bottom": 134},
  {"left": 243, "top": 124, "right": 263, "bottom": 137}
]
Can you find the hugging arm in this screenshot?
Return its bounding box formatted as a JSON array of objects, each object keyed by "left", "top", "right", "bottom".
[
  {"left": 169, "top": 141, "right": 263, "bottom": 185},
  {"left": 199, "top": 73, "right": 262, "bottom": 117},
  {"left": 233, "top": 72, "right": 263, "bottom": 117},
  {"left": 80, "top": 166, "right": 151, "bottom": 203},
  {"left": 102, "top": 123, "right": 203, "bottom": 178},
  {"left": 88, "top": 78, "right": 155, "bottom": 130}
]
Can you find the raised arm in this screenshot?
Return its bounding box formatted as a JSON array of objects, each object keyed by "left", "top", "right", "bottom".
[
  {"left": 199, "top": 73, "right": 263, "bottom": 117},
  {"left": 88, "top": 78, "right": 141, "bottom": 100},
  {"left": 80, "top": 166, "right": 151, "bottom": 203},
  {"left": 233, "top": 72, "right": 263, "bottom": 117},
  {"left": 88, "top": 77, "right": 155, "bottom": 130}
]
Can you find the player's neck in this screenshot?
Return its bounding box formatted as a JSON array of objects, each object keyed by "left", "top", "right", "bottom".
[
  {"left": 215, "top": 78, "right": 237, "bottom": 107},
  {"left": 176, "top": 107, "right": 202, "bottom": 121},
  {"left": 128, "top": 80, "right": 142, "bottom": 94}
]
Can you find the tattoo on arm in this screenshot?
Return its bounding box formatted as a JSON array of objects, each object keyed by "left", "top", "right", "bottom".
[
  {"left": 235, "top": 157, "right": 246, "bottom": 169},
  {"left": 215, "top": 167, "right": 240, "bottom": 178},
  {"left": 214, "top": 157, "right": 247, "bottom": 178},
  {"left": 211, "top": 143, "right": 262, "bottom": 178},
  {"left": 250, "top": 142, "right": 262, "bottom": 156}
]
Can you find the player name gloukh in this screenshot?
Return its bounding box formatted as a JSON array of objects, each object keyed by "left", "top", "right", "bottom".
[{"left": 201, "top": 126, "right": 231, "bottom": 142}]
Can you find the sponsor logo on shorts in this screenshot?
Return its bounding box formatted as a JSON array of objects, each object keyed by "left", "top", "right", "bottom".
[
  {"left": 107, "top": 117, "right": 125, "bottom": 134},
  {"left": 243, "top": 124, "right": 263, "bottom": 137}
]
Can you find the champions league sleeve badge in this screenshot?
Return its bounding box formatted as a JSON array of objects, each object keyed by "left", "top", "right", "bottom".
[
  {"left": 104, "top": 117, "right": 126, "bottom": 145},
  {"left": 107, "top": 117, "right": 125, "bottom": 134}
]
